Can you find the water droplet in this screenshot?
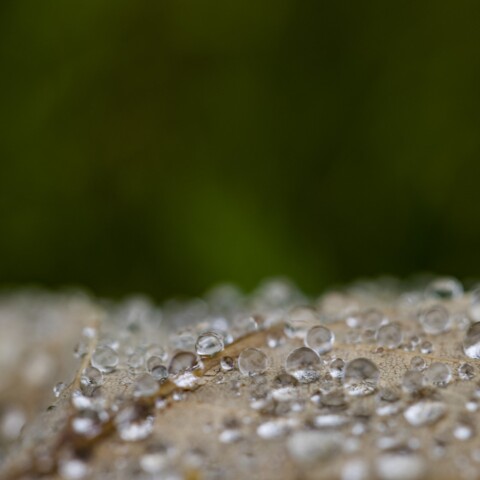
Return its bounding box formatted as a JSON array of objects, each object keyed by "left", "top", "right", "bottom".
[
  {"left": 329, "top": 358, "right": 346, "bottom": 378},
  {"left": 362, "top": 308, "right": 385, "bottom": 330},
  {"left": 53, "top": 381, "right": 66, "bottom": 398},
  {"left": 420, "top": 341, "right": 433, "bottom": 354},
  {"left": 287, "top": 431, "right": 343, "bottom": 464},
  {"left": 419, "top": 305, "right": 450, "bottom": 335},
  {"left": 58, "top": 457, "right": 89, "bottom": 479},
  {"left": 376, "top": 323, "right": 402, "bottom": 349},
  {"left": 402, "top": 370, "right": 425, "bottom": 394},
  {"left": 453, "top": 419, "right": 475, "bottom": 440},
  {"left": 168, "top": 351, "right": 201, "bottom": 375},
  {"left": 410, "top": 356, "right": 427, "bottom": 371},
  {"left": 425, "top": 276, "right": 463, "bottom": 300},
  {"left": 404, "top": 400, "right": 446, "bottom": 426},
  {"left": 238, "top": 348, "right": 269, "bottom": 376},
  {"left": 341, "top": 458, "right": 369, "bottom": 480},
  {"left": 314, "top": 413, "right": 349, "bottom": 428},
  {"left": 464, "top": 322, "right": 480, "bottom": 359},
  {"left": 79, "top": 366, "right": 103, "bottom": 396},
  {"left": 257, "top": 418, "right": 295, "bottom": 439},
  {"left": 146, "top": 356, "right": 168, "bottom": 382},
  {"left": 376, "top": 453, "right": 425, "bottom": 480},
  {"left": 459, "top": 363, "right": 475, "bottom": 380},
  {"left": 285, "top": 306, "right": 318, "bottom": 339},
  {"left": 134, "top": 373, "right": 159, "bottom": 398},
  {"left": 220, "top": 356, "right": 235, "bottom": 372},
  {"left": 470, "top": 288, "right": 480, "bottom": 321},
  {"left": 91, "top": 346, "right": 119, "bottom": 373},
  {"left": 115, "top": 405, "right": 154, "bottom": 441},
  {"left": 195, "top": 331, "right": 224, "bottom": 357},
  {"left": 344, "top": 358, "right": 380, "bottom": 396},
  {"left": 305, "top": 325, "right": 334, "bottom": 355},
  {"left": 285, "top": 347, "right": 321, "bottom": 383},
  {"left": 424, "top": 362, "right": 451, "bottom": 387}
]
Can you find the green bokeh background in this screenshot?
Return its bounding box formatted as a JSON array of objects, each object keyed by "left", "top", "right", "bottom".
[{"left": 1, "top": 1, "right": 480, "bottom": 299}]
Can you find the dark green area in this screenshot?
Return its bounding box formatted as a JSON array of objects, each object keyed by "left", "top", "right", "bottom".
[{"left": 1, "top": 1, "right": 480, "bottom": 299}]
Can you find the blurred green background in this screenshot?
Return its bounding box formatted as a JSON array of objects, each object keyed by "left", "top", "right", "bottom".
[{"left": 1, "top": 0, "right": 480, "bottom": 299}]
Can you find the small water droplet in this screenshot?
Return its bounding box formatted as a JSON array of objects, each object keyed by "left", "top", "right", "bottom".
[
  {"left": 195, "top": 331, "right": 224, "bottom": 357},
  {"left": 404, "top": 400, "right": 446, "bottom": 426},
  {"left": 58, "top": 457, "right": 89, "bottom": 480},
  {"left": 410, "top": 356, "right": 427, "bottom": 371},
  {"left": 459, "top": 363, "right": 475, "bottom": 380},
  {"left": 464, "top": 322, "right": 480, "bottom": 359},
  {"left": 53, "top": 381, "right": 66, "bottom": 398},
  {"left": 424, "top": 362, "right": 451, "bottom": 387},
  {"left": 376, "top": 453, "right": 425, "bottom": 480},
  {"left": 420, "top": 341, "right": 433, "bottom": 354},
  {"left": 419, "top": 305, "right": 450, "bottom": 335},
  {"left": 238, "top": 348, "right": 269, "bottom": 376},
  {"left": 134, "top": 373, "right": 159, "bottom": 398},
  {"left": 287, "top": 431, "right": 343, "bottom": 464},
  {"left": 115, "top": 405, "right": 154, "bottom": 441},
  {"left": 220, "top": 356, "right": 235, "bottom": 372},
  {"left": 376, "top": 323, "right": 402, "bottom": 349},
  {"left": 146, "top": 356, "right": 168, "bottom": 382},
  {"left": 402, "top": 370, "right": 425, "bottom": 394},
  {"left": 91, "top": 346, "right": 119, "bottom": 373},
  {"left": 285, "top": 306, "right": 318, "bottom": 339},
  {"left": 305, "top": 325, "right": 334, "bottom": 355},
  {"left": 362, "top": 308, "right": 385, "bottom": 330},
  {"left": 285, "top": 347, "right": 321, "bottom": 383},
  {"left": 329, "top": 358, "right": 346, "bottom": 378},
  {"left": 453, "top": 419, "right": 475, "bottom": 441},
  {"left": 344, "top": 358, "right": 380, "bottom": 396}
]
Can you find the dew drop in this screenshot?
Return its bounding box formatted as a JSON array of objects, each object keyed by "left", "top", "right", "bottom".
[
  {"left": 58, "top": 457, "right": 89, "bottom": 480},
  {"left": 459, "top": 363, "right": 475, "bottom": 381},
  {"left": 285, "top": 347, "right": 321, "bottom": 383},
  {"left": 410, "top": 356, "right": 427, "bottom": 371},
  {"left": 376, "top": 323, "right": 402, "bottom": 349},
  {"left": 91, "top": 346, "right": 119, "bottom": 373},
  {"left": 419, "top": 305, "right": 450, "bottom": 335},
  {"left": 402, "top": 370, "right": 425, "bottom": 394},
  {"left": 425, "top": 276, "right": 463, "bottom": 300},
  {"left": 220, "top": 356, "right": 235, "bottom": 372},
  {"left": 375, "top": 453, "right": 425, "bottom": 480},
  {"left": 424, "top": 362, "right": 451, "bottom": 387},
  {"left": 115, "top": 405, "right": 154, "bottom": 441},
  {"left": 238, "top": 348, "right": 269, "bottom": 376},
  {"left": 134, "top": 373, "right": 159, "bottom": 398},
  {"left": 168, "top": 351, "right": 201, "bottom": 375},
  {"left": 285, "top": 306, "right": 318, "bottom": 339},
  {"left": 53, "top": 382, "right": 66, "bottom": 398},
  {"left": 361, "top": 308, "right": 385, "bottom": 330},
  {"left": 344, "top": 358, "right": 380, "bottom": 396},
  {"left": 404, "top": 400, "right": 446, "bottom": 426},
  {"left": 463, "top": 322, "right": 480, "bottom": 359},
  {"left": 305, "top": 325, "right": 334, "bottom": 355},
  {"left": 470, "top": 288, "right": 480, "bottom": 322},
  {"left": 147, "top": 356, "right": 168, "bottom": 382},
  {"left": 195, "top": 331, "right": 224, "bottom": 357},
  {"left": 329, "top": 358, "right": 346, "bottom": 378},
  {"left": 287, "top": 431, "right": 343, "bottom": 464},
  {"left": 420, "top": 341, "right": 433, "bottom": 354}
]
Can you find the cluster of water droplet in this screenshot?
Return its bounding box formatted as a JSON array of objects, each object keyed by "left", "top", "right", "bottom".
[{"left": 5, "top": 276, "right": 480, "bottom": 479}]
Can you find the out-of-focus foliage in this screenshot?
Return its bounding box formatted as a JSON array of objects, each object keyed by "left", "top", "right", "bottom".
[{"left": 1, "top": 0, "right": 480, "bottom": 299}]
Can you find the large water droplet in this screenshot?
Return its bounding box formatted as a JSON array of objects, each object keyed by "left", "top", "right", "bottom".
[
  {"left": 424, "top": 362, "right": 451, "bottom": 387},
  {"left": 134, "top": 373, "right": 159, "bottom": 398},
  {"left": 344, "top": 358, "right": 379, "bottom": 396},
  {"left": 285, "top": 347, "right": 321, "bottom": 383},
  {"left": 305, "top": 325, "right": 334, "bottom": 355},
  {"left": 404, "top": 400, "right": 446, "bottom": 426},
  {"left": 285, "top": 306, "right": 318, "bottom": 339},
  {"left": 91, "top": 346, "right": 119, "bottom": 373},
  {"left": 147, "top": 356, "right": 168, "bottom": 382},
  {"left": 238, "top": 348, "right": 269, "bottom": 376},
  {"left": 376, "top": 323, "right": 402, "bottom": 349},
  {"left": 195, "top": 331, "right": 224, "bottom": 357},
  {"left": 425, "top": 277, "right": 463, "bottom": 300},
  {"left": 464, "top": 322, "right": 480, "bottom": 359},
  {"left": 419, "top": 305, "right": 450, "bottom": 335},
  {"left": 458, "top": 363, "right": 475, "bottom": 381}
]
